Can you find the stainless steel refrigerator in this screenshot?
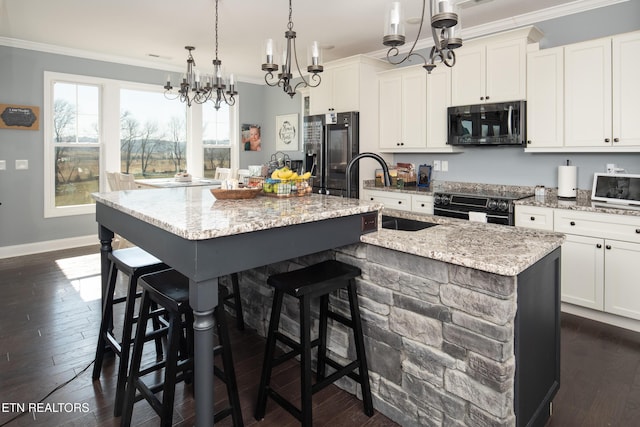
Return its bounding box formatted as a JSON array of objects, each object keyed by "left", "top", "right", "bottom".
[{"left": 303, "top": 111, "right": 359, "bottom": 198}]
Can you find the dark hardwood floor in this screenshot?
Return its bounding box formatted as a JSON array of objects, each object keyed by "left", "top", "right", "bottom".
[
  {"left": 2, "top": 245, "right": 640, "bottom": 426},
  {"left": 0, "top": 246, "right": 396, "bottom": 427}
]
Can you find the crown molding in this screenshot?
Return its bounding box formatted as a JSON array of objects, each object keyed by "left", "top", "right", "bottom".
[
  {"left": 0, "top": 36, "right": 266, "bottom": 85},
  {"left": 369, "top": 0, "right": 629, "bottom": 60}
]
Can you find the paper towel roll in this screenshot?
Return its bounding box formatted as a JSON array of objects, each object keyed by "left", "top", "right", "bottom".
[{"left": 558, "top": 165, "right": 577, "bottom": 198}]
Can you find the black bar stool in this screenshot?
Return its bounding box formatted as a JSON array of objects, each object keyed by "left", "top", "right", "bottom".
[
  {"left": 121, "top": 268, "right": 243, "bottom": 427},
  {"left": 91, "top": 246, "right": 169, "bottom": 416},
  {"left": 222, "top": 272, "right": 245, "bottom": 330},
  {"left": 254, "top": 259, "right": 373, "bottom": 426}
]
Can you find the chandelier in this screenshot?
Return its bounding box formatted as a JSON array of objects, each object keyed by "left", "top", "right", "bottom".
[
  {"left": 164, "top": 0, "right": 237, "bottom": 109},
  {"left": 383, "top": 0, "right": 462, "bottom": 73},
  {"left": 261, "top": 0, "right": 323, "bottom": 98}
]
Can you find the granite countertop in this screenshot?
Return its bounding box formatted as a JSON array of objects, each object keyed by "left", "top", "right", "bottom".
[
  {"left": 515, "top": 189, "right": 640, "bottom": 217},
  {"left": 92, "top": 187, "right": 382, "bottom": 240},
  {"left": 361, "top": 209, "right": 565, "bottom": 277}
]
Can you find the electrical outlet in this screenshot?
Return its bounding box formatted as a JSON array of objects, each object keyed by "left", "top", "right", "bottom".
[
  {"left": 15, "top": 159, "right": 28, "bottom": 170},
  {"left": 442, "top": 160, "right": 448, "bottom": 172},
  {"left": 606, "top": 163, "right": 616, "bottom": 174},
  {"left": 433, "top": 160, "right": 441, "bottom": 171},
  {"left": 0, "top": 160, "right": 6, "bottom": 170}
]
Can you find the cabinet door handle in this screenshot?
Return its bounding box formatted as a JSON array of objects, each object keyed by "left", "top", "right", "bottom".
[
  {"left": 614, "top": 138, "right": 619, "bottom": 143},
  {"left": 421, "top": 203, "right": 425, "bottom": 207},
  {"left": 530, "top": 216, "right": 535, "bottom": 221},
  {"left": 570, "top": 221, "right": 576, "bottom": 226},
  {"left": 480, "top": 96, "right": 484, "bottom": 100},
  {"left": 596, "top": 244, "right": 602, "bottom": 248},
  {"left": 370, "top": 197, "right": 374, "bottom": 201},
  {"left": 527, "top": 140, "right": 532, "bottom": 145},
  {"left": 486, "top": 96, "right": 490, "bottom": 100},
  {"left": 606, "top": 245, "right": 612, "bottom": 250},
  {"left": 605, "top": 138, "right": 610, "bottom": 143},
  {"left": 398, "top": 201, "right": 402, "bottom": 205},
  {"left": 636, "top": 228, "right": 640, "bottom": 233}
]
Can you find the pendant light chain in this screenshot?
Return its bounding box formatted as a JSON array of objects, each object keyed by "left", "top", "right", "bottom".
[{"left": 215, "top": 0, "right": 219, "bottom": 60}]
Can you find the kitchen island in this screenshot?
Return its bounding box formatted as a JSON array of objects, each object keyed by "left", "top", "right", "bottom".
[
  {"left": 93, "top": 186, "right": 564, "bottom": 426},
  {"left": 237, "top": 209, "right": 565, "bottom": 427},
  {"left": 92, "top": 187, "right": 383, "bottom": 427}
]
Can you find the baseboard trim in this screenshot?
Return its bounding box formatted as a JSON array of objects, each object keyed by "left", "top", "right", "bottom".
[
  {"left": 562, "top": 302, "right": 640, "bottom": 333},
  {"left": 0, "top": 235, "right": 98, "bottom": 259}
]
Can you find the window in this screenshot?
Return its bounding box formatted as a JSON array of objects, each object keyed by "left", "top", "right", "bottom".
[
  {"left": 44, "top": 73, "right": 237, "bottom": 217},
  {"left": 44, "top": 75, "right": 101, "bottom": 217},
  {"left": 202, "top": 101, "right": 231, "bottom": 178},
  {"left": 120, "top": 88, "right": 187, "bottom": 177}
]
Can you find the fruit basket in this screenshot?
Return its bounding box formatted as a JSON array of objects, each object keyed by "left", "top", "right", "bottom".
[{"left": 262, "top": 166, "right": 313, "bottom": 197}]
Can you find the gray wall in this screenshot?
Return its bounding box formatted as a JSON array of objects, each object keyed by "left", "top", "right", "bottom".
[
  {"left": 239, "top": 80, "right": 305, "bottom": 169},
  {"left": 395, "top": 0, "right": 640, "bottom": 190},
  {"left": 0, "top": 46, "right": 286, "bottom": 248},
  {"left": 1, "top": 1, "right": 639, "bottom": 250}
]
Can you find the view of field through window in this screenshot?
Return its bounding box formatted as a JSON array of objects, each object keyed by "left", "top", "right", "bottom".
[{"left": 52, "top": 83, "right": 232, "bottom": 207}]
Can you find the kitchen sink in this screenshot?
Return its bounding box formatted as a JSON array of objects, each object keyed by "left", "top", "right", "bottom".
[{"left": 381, "top": 215, "right": 438, "bottom": 231}]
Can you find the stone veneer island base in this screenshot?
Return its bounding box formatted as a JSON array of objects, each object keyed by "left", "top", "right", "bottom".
[{"left": 234, "top": 241, "right": 560, "bottom": 427}]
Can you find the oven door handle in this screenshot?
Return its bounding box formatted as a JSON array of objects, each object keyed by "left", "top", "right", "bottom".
[{"left": 507, "top": 105, "right": 513, "bottom": 137}]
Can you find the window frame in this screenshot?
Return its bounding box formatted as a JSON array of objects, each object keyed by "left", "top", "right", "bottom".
[{"left": 43, "top": 72, "right": 238, "bottom": 218}]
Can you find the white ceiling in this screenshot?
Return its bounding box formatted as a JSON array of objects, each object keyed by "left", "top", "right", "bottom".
[{"left": 0, "top": 0, "right": 626, "bottom": 82}]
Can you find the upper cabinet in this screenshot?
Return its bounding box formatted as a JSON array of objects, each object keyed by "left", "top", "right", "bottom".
[
  {"left": 526, "top": 47, "right": 564, "bottom": 149},
  {"left": 451, "top": 27, "right": 542, "bottom": 106},
  {"left": 309, "top": 62, "right": 359, "bottom": 115},
  {"left": 378, "top": 64, "right": 456, "bottom": 153},
  {"left": 527, "top": 30, "right": 640, "bottom": 152},
  {"left": 378, "top": 66, "right": 427, "bottom": 150},
  {"left": 307, "top": 56, "right": 390, "bottom": 116}
]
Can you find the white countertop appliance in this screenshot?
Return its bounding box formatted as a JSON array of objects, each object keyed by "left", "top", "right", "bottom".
[{"left": 591, "top": 173, "right": 640, "bottom": 207}]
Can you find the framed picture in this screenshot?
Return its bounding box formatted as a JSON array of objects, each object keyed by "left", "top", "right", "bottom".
[
  {"left": 275, "top": 113, "right": 298, "bottom": 151},
  {"left": 242, "top": 123, "right": 261, "bottom": 151}
]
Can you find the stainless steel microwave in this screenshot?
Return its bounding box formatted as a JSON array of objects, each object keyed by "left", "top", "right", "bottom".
[{"left": 447, "top": 100, "right": 526, "bottom": 146}]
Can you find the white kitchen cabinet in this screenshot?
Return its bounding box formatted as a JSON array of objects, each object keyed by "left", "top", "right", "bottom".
[
  {"left": 560, "top": 234, "right": 605, "bottom": 310},
  {"left": 564, "top": 31, "right": 640, "bottom": 149},
  {"left": 426, "top": 65, "right": 453, "bottom": 151},
  {"left": 411, "top": 194, "right": 434, "bottom": 215},
  {"left": 378, "top": 66, "right": 427, "bottom": 150},
  {"left": 604, "top": 240, "right": 640, "bottom": 320},
  {"left": 451, "top": 37, "right": 527, "bottom": 106},
  {"left": 309, "top": 62, "right": 359, "bottom": 115},
  {"left": 361, "top": 189, "right": 412, "bottom": 212},
  {"left": 553, "top": 209, "right": 640, "bottom": 318},
  {"left": 514, "top": 205, "right": 554, "bottom": 231},
  {"left": 378, "top": 64, "right": 456, "bottom": 153},
  {"left": 525, "top": 47, "right": 564, "bottom": 149}
]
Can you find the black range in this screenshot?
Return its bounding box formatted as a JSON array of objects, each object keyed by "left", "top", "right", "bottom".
[{"left": 433, "top": 189, "right": 534, "bottom": 226}]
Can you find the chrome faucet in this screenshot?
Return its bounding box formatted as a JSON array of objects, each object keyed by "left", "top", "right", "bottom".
[{"left": 346, "top": 152, "right": 392, "bottom": 198}]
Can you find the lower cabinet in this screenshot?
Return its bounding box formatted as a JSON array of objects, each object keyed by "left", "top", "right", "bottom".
[
  {"left": 516, "top": 205, "right": 640, "bottom": 322},
  {"left": 361, "top": 189, "right": 433, "bottom": 214},
  {"left": 560, "top": 234, "right": 604, "bottom": 310},
  {"left": 604, "top": 239, "right": 640, "bottom": 320}
]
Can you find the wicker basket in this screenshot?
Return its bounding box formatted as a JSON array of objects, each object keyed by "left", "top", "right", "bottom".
[{"left": 210, "top": 188, "right": 262, "bottom": 200}]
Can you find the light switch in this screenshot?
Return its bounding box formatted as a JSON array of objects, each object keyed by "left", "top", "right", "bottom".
[
  {"left": 15, "top": 159, "right": 28, "bottom": 170},
  {"left": 0, "top": 160, "right": 6, "bottom": 170},
  {"left": 442, "top": 161, "right": 449, "bottom": 172}
]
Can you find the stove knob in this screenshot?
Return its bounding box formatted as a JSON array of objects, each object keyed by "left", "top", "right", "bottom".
[
  {"left": 487, "top": 199, "right": 498, "bottom": 210},
  {"left": 441, "top": 195, "right": 451, "bottom": 205},
  {"left": 498, "top": 200, "right": 508, "bottom": 211},
  {"left": 434, "top": 195, "right": 442, "bottom": 205}
]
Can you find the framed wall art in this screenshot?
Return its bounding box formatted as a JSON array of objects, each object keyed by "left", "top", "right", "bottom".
[
  {"left": 275, "top": 113, "right": 298, "bottom": 151},
  {"left": 241, "top": 123, "right": 261, "bottom": 151}
]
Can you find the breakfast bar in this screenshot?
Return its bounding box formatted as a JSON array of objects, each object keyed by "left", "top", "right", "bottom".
[{"left": 92, "top": 187, "right": 382, "bottom": 427}]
